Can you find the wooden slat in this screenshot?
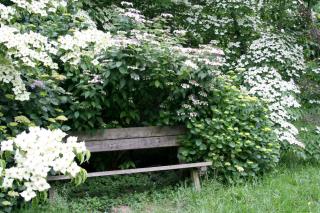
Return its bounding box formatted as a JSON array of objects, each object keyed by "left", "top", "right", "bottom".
[
  {"left": 75, "top": 126, "right": 186, "bottom": 142},
  {"left": 86, "top": 135, "right": 179, "bottom": 152},
  {"left": 48, "top": 162, "right": 212, "bottom": 181}
]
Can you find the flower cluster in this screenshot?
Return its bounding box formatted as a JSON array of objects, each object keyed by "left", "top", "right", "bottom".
[
  {"left": 173, "top": 44, "right": 225, "bottom": 70},
  {"left": 0, "top": 25, "right": 58, "bottom": 69},
  {"left": 0, "top": 127, "right": 88, "bottom": 202},
  {"left": 0, "top": 63, "right": 30, "bottom": 101},
  {"left": 238, "top": 33, "right": 305, "bottom": 78},
  {"left": 10, "top": 0, "right": 70, "bottom": 16},
  {"left": 58, "top": 29, "right": 112, "bottom": 65},
  {"left": 239, "top": 33, "right": 305, "bottom": 147},
  {"left": 0, "top": 3, "right": 15, "bottom": 23},
  {"left": 73, "top": 9, "right": 97, "bottom": 29},
  {"left": 242, "top": 66, "right": 303, "bottom": 147}
]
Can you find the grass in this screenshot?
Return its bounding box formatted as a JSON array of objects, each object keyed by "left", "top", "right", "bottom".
[
  {"left": 19, "top": 162, "right": 320, "bottom": 213},
  {"left": 134, "top": 163, "right": 320, "bottom": 213}
]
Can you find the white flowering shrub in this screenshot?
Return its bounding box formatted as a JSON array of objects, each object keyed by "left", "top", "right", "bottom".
[
  {"left": 242, "top": 66, "right": 303, "bottom": 147},
  {"left": 0, "top": 0, "right": 115, "bottom": 137},
  {"left": 238, "top": 33, "right": 305, "bottom": 78},
  {"left": 0, "top": 127, "right": 89, "bottom": 210},
  {"left": 238, "top": 33, "right": 306, "bottom": 148}
]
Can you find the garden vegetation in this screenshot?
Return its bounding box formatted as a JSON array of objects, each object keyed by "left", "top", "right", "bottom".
[{"left": 0, "top": 0, "right": 319, "bottom": 211}]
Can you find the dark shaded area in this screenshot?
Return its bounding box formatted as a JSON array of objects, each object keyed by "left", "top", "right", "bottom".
[{"left": 82, "top": 147, "right": 179, "bottom": 172}]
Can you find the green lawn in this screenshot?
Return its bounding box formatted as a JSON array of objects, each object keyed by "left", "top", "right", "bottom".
[
  {"left": 135, "top": 163, "right": 320, "bottom": 213},
  {"left": 20, "top": 162, "right": 320, "bottom": 213}
]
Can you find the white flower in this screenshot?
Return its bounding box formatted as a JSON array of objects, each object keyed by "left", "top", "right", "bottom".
[
  {"left": 20, "top": 189, "right": 36, "bottom": 202},
  {"left": 1, "top": 140, "right": 14, "bottom": 151},
  {"left": 58, "top": 29, "right": 112, "bottom": 65},
  {"left": 2, "top": 177, "right": 14, "bottom": 188},
  {"left": 235, "top": 165, "right": 244, "bottom": 172},
  {"left": 67, "top": 162, "right": 81, "bottom": 177},
  {"left": 30, "top": 176, "right": 50, "bottom": 191},
  {"left": 161, "top": 13, "right": 173, "bottom": 18},
  {"left": 184, "top": 60, "right": 199, "bottom": 69},
  {"left": 120, "top": 1, "right": 133, "bottom": 7},
  {"left": 181, "top": 83, "right": 190, "bottom": 89}
]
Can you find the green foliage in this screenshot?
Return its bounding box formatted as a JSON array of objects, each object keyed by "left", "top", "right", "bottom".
[
  {"left": 63, "top": 38, "right": 183, "bottom": 130},
  {"left": 300, "top": 61, "right": 320, "bottom": 106},
  {"left": 291, "top": 107, "right": 320, "bottom": 162}
]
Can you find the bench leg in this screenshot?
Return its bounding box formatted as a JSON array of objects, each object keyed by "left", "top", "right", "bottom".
[
  {"left": 191, "top": 169, "right": 201, "bottom": 191},
  {"left": 48, "top": 188, "right": 57, "bottom": 202}
]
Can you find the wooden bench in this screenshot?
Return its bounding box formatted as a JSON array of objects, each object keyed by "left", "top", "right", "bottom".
[{"left": 48, "top": 126, "right": 212, "bottom": 192}]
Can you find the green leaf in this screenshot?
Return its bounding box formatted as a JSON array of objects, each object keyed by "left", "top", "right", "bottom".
[
  {"left": 155, "top": 80, "right": 161, "bottom": 88},
  {"left": 116, "top": 62, "right": 122, "bottom": 67},
  {"left": 119, "top": 79, "right": 126, "bottom": 89},
  {"left": 74, "top": 111, "right": 80, "bottom": 119}
]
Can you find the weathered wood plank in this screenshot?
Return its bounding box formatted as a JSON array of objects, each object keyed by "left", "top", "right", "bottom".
[
  {"left": 86, "top": 136, "right": 180, "bottom": 152},
  {"left": 48, "top": 162, "right": 212, "bottom": 181},
  {"left": 75, "top": 126, "right": 186, "bottom": 141}
]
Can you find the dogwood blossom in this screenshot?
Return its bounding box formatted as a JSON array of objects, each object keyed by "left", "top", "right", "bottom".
[
  {"left": 0, "top": 3, "right": 15, "bottom": 23},
  {"left": 238, "top": 32, "right": 305, "bottom": 148},
  {"left": 243, "top": 66, "right": 303, "bottom": 147},
  {"left": 10, "top": 0, "right": 70, "bottom": 16},
  {"left": 58, "top": 29, "right": 112, "bottom": 65},
  {"left": 239, "top": 33, "right": 305, "bottom": 78},
  {"left": 0, "top": 25, "right": 58, "bottom": 69},
  {"left": 0, "top": 127, "right": 88, "bottom": 202}
]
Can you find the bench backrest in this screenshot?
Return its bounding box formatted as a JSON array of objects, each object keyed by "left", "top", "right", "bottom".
[{"left": 75, "top": 126, "right": 186, "bottom": 152}]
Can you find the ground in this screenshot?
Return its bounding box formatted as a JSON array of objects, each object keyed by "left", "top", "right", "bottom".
[
  {"left": 19, "top": 162, "right": 320, "bottom": 213},
  {"left": 20, "top": 107, "right": 320, "bottom": 213}
]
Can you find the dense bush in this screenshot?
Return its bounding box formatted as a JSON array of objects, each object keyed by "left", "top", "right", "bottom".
[
  {"left": 62, "top": 3, "right": 224, "bottom": 130},
  {"left": 173, "top": 74, "right": 280, "bottom": 180},
  {"left": 0, "top": 57, "right": 69, "bottom": 141}
]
